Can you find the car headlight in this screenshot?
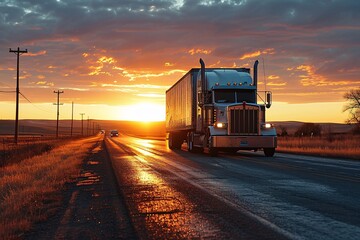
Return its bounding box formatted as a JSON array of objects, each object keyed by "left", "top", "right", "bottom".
[
  {"left": 262, "top": 123, "right": 273, "bottom": 129},
  {"left": 215, "top": 122, "right": 227, "bottom": 128}
]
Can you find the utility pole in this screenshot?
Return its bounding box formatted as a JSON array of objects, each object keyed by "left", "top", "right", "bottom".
[
  {"left": 9, "top": 47, "right": 28, "bottom": 144},
  {"left": 80, "top": 113, "right": 85, "bottom": 136},
  {"left": 71, "top": 101, "right": 74, "bottom": 137},
  {"left": 53, "top": 90, "right": 64, "bottom": 138}
]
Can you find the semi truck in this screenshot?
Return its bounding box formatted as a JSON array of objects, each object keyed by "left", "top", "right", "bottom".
[{"left": 166, "top": 59, "right": 277, "bottom": 157}]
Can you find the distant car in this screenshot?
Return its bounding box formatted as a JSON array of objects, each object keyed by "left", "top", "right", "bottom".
[{"left": 110, "top": 130, "right": 119, "bottom": 137}]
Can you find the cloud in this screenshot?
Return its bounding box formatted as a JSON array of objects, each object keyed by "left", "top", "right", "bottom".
[
  {"left": 24, "top": 50, "right": 47, "bottom": 57},
  {"left": 188, "top": 48, "right": 212, "bottom": 55},
  {"left": 0, "top": 0, "right": 359, "bottom": 108},
  {"left": 239, "top": 48, "right": 275, "bottom": 60}
]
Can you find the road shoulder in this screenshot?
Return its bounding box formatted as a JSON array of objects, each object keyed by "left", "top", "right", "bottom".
[{"left": 25, "top": 138, "right": 136, "bottom": 239}]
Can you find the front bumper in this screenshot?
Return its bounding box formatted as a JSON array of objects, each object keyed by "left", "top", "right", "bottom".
[{"left": 211, "top": 135, "right": 277, "bottom": 149}]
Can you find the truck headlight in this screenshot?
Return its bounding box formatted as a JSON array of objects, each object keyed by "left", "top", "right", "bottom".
[
  {"left": 215, "top": 122, "right": 227, "bottom": 128},
  {"left": 262, "top": 123, "right": 273, "bottom": 129}
]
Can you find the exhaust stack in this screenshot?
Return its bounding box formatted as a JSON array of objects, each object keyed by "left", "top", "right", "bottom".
[
  {"left": 199, "top": 58, "right": 206, "bottom": 104},
  {"left": 200, "top": 58, "right": 205, "bottom": 88},
  {"left": 253, "top": 60, "right": 259, "bottom": 86}
]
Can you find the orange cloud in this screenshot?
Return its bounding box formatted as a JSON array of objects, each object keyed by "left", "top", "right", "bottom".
[
  {"left": 293, "top": 64, "right": 358, "bottom": 87},
  {"left": 88, "top": 56, "right": 116, "bottom": 76},
  {"left": 24, "top": 50, "right": 47, "bottom": 57},
  {"left": 188, "top": 48, "right": 212, "bottom": 55},
  {"left": 240, "top": 48, "right": 275, "bottom": 60},
  {"left": 31, "top": 81, "right": 54, "bottom": 87},
  {"left": 267, "top": 81, "right": 287, "bottom": 86},
  {"left": 268, "top": 75, "right": 279, "bottom": 80}
]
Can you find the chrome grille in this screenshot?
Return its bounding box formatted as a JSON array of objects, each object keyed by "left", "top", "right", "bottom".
[{"left": 229, "top": 106, "right": 259, "bottom": 135}]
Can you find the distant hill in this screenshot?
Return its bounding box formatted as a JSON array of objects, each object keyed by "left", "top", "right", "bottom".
[
  {"left": 0, "top": 120, "right": 353, "bottom": 137},
  {"left": 0, "top": 120, "right": 166, "bottom": 137}
]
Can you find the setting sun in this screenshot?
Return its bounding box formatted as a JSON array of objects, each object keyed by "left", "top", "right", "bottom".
[{"left": 120, "top": 103, "right": 165, "bottom": 122}]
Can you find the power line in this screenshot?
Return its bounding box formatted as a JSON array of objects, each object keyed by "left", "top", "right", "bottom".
[
  {"left": 0, "top": 90, "right": 16, "bottom": 93},
  {"left": 262, "top": 57, "right": 267, "bottom": 91},
  {"left": 18, "top": 91, "right": 53, "bottom": 113}
]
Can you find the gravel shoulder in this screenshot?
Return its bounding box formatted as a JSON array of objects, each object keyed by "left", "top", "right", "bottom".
[{"left": 25, "top": 138, "right": 136, "bottom": 240}]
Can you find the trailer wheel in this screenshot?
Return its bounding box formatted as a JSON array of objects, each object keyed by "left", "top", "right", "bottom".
[
  {"left": 168, "top": 133, "right": 175, "bottom": 149},
  {"left": 169, "top": 133, "right": 182, "bottom": 149},
  {"left": 264, "top": 148, "right": 275, "bottom": 157}
]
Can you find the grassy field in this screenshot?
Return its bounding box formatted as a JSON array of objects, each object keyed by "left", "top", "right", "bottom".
[
  {"left": 277, "top": 135, "right": 360, "bottom": 160},
  {"left": 0, "top": 135, "right": 101, "bottom": 239}
]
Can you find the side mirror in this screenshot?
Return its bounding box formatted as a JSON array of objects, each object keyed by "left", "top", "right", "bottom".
[{"left": 266, "top": 91, "right": 272, "bottom": 108}]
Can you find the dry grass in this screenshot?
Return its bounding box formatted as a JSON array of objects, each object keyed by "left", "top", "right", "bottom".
[
  {"left": 277, "top": 135, "right": 360, "bottom": 160},
  {"left": 0, "top": 135, "right": 101, "bottom": 239}
]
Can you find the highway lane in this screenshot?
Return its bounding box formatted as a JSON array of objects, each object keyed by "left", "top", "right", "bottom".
[{"left": 105, "top": 134, "right": 360, "bottom": 240}]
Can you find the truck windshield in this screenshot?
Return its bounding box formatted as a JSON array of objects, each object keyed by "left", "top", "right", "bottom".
[
  {"left": 214, "top": 90, "right": 235, "bottom": 103},
  {"left": 214, "top": 89, "right": 256, "bottom": 103},
  {"left": 236, "top": 90, "right": 256, "bottom": 103}
]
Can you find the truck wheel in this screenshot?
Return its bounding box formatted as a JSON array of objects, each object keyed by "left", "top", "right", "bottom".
[
  {"left": 168, "top": 133, "right": 175, "bottom": 149},
  {"left": 264, "top": 148, "right": 275, "bottom": 157},
  {"left": 187, "top": 139, "right": 194, "bottom": 152},
  {"left": 187, "top": 132, "right": 194, "bottom": 152}
]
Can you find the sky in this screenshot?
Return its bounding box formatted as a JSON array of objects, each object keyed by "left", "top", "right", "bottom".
[{"left": 0, "top": 0, "right": 359, "bottom": 123}]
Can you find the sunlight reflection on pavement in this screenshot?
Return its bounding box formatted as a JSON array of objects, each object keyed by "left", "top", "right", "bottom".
[{"left": 105, "top": 137, "right": 223, "bottom": 239}]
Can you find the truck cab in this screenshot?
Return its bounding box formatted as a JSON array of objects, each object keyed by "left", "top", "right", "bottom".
[{"left": 194, "top": 62, "right": 276, "bottom": 156}]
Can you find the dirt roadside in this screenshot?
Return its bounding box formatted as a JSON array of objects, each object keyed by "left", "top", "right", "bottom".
[{"left": 25, "top": 138, "right": 137, "bottom": 240}]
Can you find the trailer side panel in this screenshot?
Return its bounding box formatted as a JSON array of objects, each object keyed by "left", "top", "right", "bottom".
[{"left": 166, "top": 69, "right": 198, "bottom": 132}]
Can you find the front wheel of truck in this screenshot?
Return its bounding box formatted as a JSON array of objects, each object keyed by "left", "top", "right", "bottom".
[{"left": 264, "top": 148, "right": 275, "bottom": 157}]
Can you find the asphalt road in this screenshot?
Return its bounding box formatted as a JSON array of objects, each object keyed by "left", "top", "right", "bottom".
[{"left": 105, "top": 134, "right": 360, "bottom": 240}]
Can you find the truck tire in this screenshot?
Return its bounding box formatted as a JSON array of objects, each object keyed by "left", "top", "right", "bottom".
[
  {"left": 264, "top": 148, "right": 275, "bottom": 157},
  {"left": 169, "top": 133, "right": 182, "bottom": 150},
  {"left": 168, "top": 133, "right": 177, "bottom": 149},
  {"left": 187, "top": 138, "right": 194, "bottom": 152}
]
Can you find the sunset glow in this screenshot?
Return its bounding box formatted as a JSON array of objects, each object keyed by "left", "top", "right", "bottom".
[
  {"left": 119, "top": 103, "right": 165, "bottom": 122},
  {"left": 0, "top": 1, "right": 359, "bottom": 123}
]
